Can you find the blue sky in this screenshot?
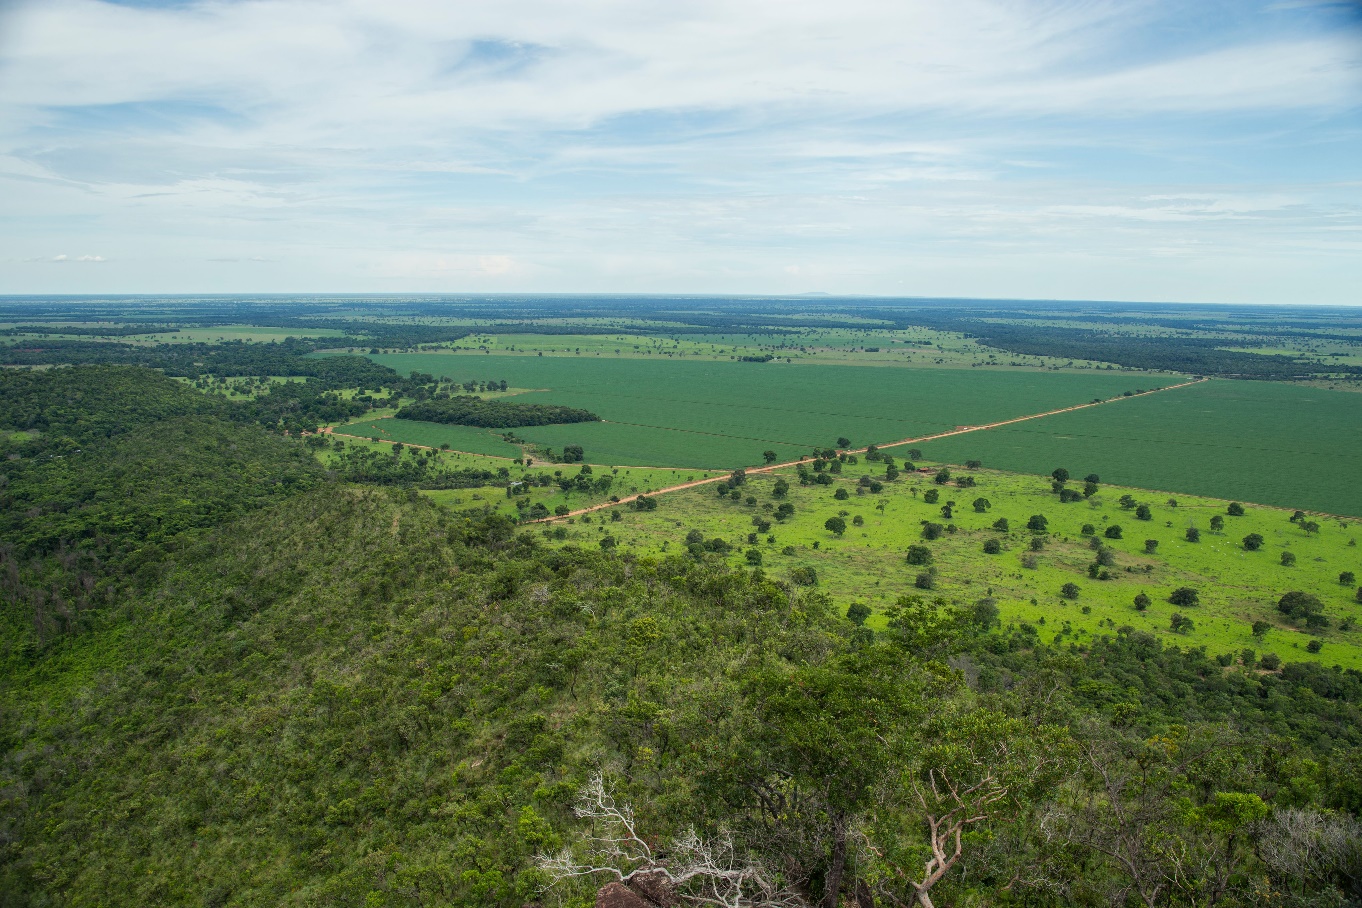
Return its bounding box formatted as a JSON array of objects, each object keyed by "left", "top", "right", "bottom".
[{"left": 0, "top": 0, "right": 1359, "bottom": 302}]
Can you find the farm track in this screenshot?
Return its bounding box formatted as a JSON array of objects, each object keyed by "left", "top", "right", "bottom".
[{"left": 532, "top": 377, "right": 1210, "bottom": 522}]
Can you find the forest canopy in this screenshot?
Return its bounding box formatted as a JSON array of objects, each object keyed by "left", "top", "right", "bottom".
[{"left": 395, "top": 396, "right": 599, "bottom": 428}]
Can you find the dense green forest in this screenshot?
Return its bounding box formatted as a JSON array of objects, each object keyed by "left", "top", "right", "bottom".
[
  {"left": 395, "top": 397, "right": 600, "bottom": 428},
  {"left": 2, "top": 366, "right": 1362, "bottom": 907}
]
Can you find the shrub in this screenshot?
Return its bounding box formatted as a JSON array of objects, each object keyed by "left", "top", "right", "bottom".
[
  {"left": 1339, "top": 571, "right": 1355, "bottom": 586},
  {"left": 1228, "top": 502, "right": 1245, "bottom": 516},
  {"left": 1104, "top": 525, "right": 1123, "bottom": 539},
  {"left": 1135, "top": 504, "right": 1152, "bottom": 521},
  {"left": 992, "top": 517, "right": 1009, "bottom": 532},
  {"left": 1277, "top": 591, "right": 1323, "bottom": 620},
  {"left": 1030, "top": 536, "right": 1046, "bottom": 552},
  {"left": 1281, "top": 551, "right": 1296, "bottom": 566},
  {"left": 852, "top": 515, "right": 864, "bottom": 526},
  {"left": 824, "top": 516, "right": 847, "bottom": 536},
  {"left": 1027, "top": 514, "right": 1049, "bottom": 532},
  {"left": 1080, "top": 523, "right": 1096, "bottom": 536},
  {"left": 921, "top": 523, "right": 944, "bottom": 541},
  {"left": 745, "top": 548, "right": 763, "bottom": 566},
  {"left": 905, "top": 545, "right": 933, "bottom": 565},
  {"left": 789, "top": 566, "right": 818, "bottom": 586},
  {"left": 846, "top": 602, "right": 871, "bottom": 626},
  {"left": 833, "top": 488, "right": 849, "bottom": 501},
  {"left": 1210, "top": 515, "right": 1225, "bottom": 532},
  {"left": 923, "top": 489, "right": 940, "bottom": 504},
  {"left": 1259, "top": 652, "right": 1281, "bottom": 671},
  {"left": 1060, "top": 582, "right": 1081, "bottom": 600},
  {"left": 1169, "top": 587, "right": 1200, "bottom": 607},
  {"left": 1170, "top": 613, "right": 1194, "bottom": 634},
  {"left": 1144, "top": 539, "right": 1158, "bottom": 554},
  {"left": 1186, "top": 527, "right": 1201, "bottom": 542},
  {"left": 915, "top": 571, "right": 936, "bottom": 590},
  {"left": 1306, "top": 639, "right": 1324, "bottom": 654},
  {"left": 1133, "top": 592, "right": 1150, "bottom": 611},
  {"left": 982, "top": 539, "right": 1002, "bottom": 555},
  {"left": 1243, "top": 533, "right": 1264, "bottom": 551}
]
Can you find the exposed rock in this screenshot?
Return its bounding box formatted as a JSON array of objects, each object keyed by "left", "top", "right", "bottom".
[
  {"left": 596, "top": 881, "right": 654, "bottom": 908},
  {"left": 628, "top": 868, "right": 677, "bottom": 906}
]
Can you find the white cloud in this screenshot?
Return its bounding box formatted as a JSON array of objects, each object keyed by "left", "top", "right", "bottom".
[{"left": 0, "top": 0, "right": 1357, "bottom": 301}]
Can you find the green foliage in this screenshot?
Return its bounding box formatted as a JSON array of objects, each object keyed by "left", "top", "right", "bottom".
[{"left": 395, "top": 397, "right": 598, "bottom": 428}]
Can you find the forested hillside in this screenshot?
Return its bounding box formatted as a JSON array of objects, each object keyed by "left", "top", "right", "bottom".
[{"left": 3, "top": 367, "right": 1362, "bottom": 907}]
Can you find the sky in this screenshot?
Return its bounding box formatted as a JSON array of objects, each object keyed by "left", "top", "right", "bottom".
[{"left": 0, "top": 0, "right": 1359, "bottom": 303}]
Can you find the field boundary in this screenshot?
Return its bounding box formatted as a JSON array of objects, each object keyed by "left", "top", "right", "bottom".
[{"left": 532, "top": 378, "right": 1209, "bottom": 521}]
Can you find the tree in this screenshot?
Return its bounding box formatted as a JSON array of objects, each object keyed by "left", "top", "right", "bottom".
[
  {"left": 1277, "top": 590, "right": 1323, "bottom": 620},
  {"left": 836, "top": 437, "right": 851, "bottom": 449},
  {"left": 775, "top": 502, "right": 795, "bottom": 521},
  {"left": 846, "top": 602, "right": 871, "bottom": 626},
  {"left": 773, "top": 479, "right": 789, "bottom": 498},
  {"left": 982, "top": 539, "right": 1002, "bottom": 555},
  {"left": 1281, "top": 551, "right": 1297, "bottom": 566},
  {"left": 1209, "top": 515, "right": 1225, "bottom": 532},
  {"left": 833, "top": 488, "right": 849, "bottom": 501},
  {"left": 1083, "top": 481, "right": 1099, "bottom": 498},
  {"left": 965, "top": 460, "right": 982, "bottom": 469},
  {"left": 906, "top": 545, "right": 933, "bottom": 566},
  {"left": 1227, "top": 502, "right": 1245, "bottom": 516},
  {"left": 923, "top": 489, "right": 940, "bottom": 504},
  {"left": 763, "top": 450, "right": 777, "bottom": 464},
  {"left": 745, "top": 548, "right": 763, "bottom": 566},
  {"left": 1251, "top": 619, "right": 1271, "bottom": 639},
  {"left": 972, "top": 497, "right": 991, "bottom": 513},
  {"left": 1307, "top": 639, "right": 1323, "bottom": 654},
  {"left": 562, "top": 444, "right": 585, "bottom": 463},
  {"left": 1144, "top": 539, "right": 1158, "bottom": 554},
  {"left": 1105, "top": 525, "right": 1123, "bottom": 539},
  {"left": 1052, "top": 467, "right": 1070, "bottom": 483},
  {"left": 933, "top": 468, "right": 951, "bottom": 485},
  {"left": 1341, "top": 571, "right": 1356, "bottom": 586},
  {"left": 824, "top": 516, "right": 847, "bottom": 536},
  {"left": 1170, "top": 613, "right": 1194, "bottom": 633},
  {"left": 1119, "top": 494, "right": 1137, "bottom": 510},
  {"left": 1169, "top": 587, "right": 1200, "bottom": 607},
  {"left": 1242, "top": 533, "right": 1264, "bottom": 551},
  {"left": 1186, "top": 527, "right": 1201, "bottom": 542},
  {"left": 992, "top": 517, "right": 1009, "bottom": 532},
  {"left": 921, "top": 523, "right": 945, "bottom": 541},
  {"left": 1027, "top": 514, "right": 1049, "bottom": 532},
  {"left": 1135, "top": 504, "right": 1152, "bottom": 521},
  {"left": 1061, "top": 582, "right": 1080, "bottom": 600},
  {"left": 1134, "top": 592, "right": 1150, "bottom": 610}
]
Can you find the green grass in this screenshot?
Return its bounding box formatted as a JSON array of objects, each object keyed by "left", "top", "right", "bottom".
[
  {"left": 555, "top": 459, "right": 1362, "bottom": 668},
  {"left": 363, "top": 353, "right": 1174, "bottom": 468},
  {"left": 914, "top": 379, "right": 1362, "bottom": 517},
  {"left": 332, "top": 417, "right": 522, "bottom": 458}
]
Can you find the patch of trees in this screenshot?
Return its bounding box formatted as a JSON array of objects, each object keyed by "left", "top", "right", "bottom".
[{"left": 395, "top": 397, "right": 599, "bottom": 428}]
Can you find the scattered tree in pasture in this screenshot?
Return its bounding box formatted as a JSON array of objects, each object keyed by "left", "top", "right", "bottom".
[
  {"left": 1186, "top": 527, "right": 1201, "bottom": 542},
  {"left": 906, "top": 545, "right": 933, "bottom": 566},
  {"left": 1228, "top": 502, "right": 1245, "bottom": 516},
  {"left": 1144, "top": 539, "right": 1159, "bottom": 554},
  {"left": 983, "top": 539, "right": 1002, "bottom": 555},
  {"left": 825, "top": 516, "right": 847, "bottom": 536},
  {"left": 972, "top": 497, "right": 991, "bottom": 513},
  {"left": 1243, "top": 533, "right": 1264, "bottom": 551},
  {"left": 1134, "top": 593, "right": 1150, "bottom": 611},
  {"left": 1061, "top": 582, "right": 1081, "bottom": 600},
  {"left": 1105, "top": 525, "right": 1123, "bottom": 539},
  {"left": 992, "top": 517, "right": 1009, "bottom": 532},
  {"left": 1169, "top": 587, "right": 1200, "bottom": 607},
  {"left": 1027, "top": 514, "right": 1049, "bottom": 532}
]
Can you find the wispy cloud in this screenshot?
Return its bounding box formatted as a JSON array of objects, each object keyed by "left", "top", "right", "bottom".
[{"left": 0, "top": 0, "right": 1358, "bottom": 301}]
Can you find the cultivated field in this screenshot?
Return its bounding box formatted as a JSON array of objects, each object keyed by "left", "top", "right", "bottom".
[
  {"left": 365, "top": 353, "right": 1175, "bottom": 468},
  {"left": 914, "top": 379, "right": 1362, "bottom": 517}
]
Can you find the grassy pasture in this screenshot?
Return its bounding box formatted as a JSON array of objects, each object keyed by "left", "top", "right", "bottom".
[
  {"left": 568, "top": 459, "right": 1362, "bottom": 668},
  {"left": 914, "top": 379, "right": 1362, "bottom": 517},
  {"left": 332, "top": 417, "right": 522, "bottom": 458},
  {"left": 365, "top": 353, "right": 1173, "bottom": 468}
]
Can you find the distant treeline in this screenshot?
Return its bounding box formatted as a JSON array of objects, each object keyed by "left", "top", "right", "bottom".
[
  {"left": 0, "top": 324, "right": 177, "bottom": 337},
  {"left": 396, "top": 396, "right": 599, "bottom": 428}
]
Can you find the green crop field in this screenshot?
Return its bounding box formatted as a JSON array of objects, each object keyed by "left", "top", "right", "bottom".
[
  {"left": 363, "top": 352, "right": 1174, "bottom": 468},
  {"left": 913, "top": 379, "right": 1362, "bottom": 517},
  {"left": 557, "top": 458, "right": 1362, "bottom": 668}
]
